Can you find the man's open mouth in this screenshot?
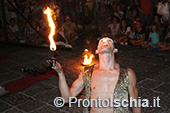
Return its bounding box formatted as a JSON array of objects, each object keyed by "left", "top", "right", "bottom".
[{"left": 103, "top": 44, "right": 109, "bottom": 47}]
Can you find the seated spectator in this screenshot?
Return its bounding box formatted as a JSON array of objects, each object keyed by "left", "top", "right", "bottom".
[
  {"left": 151, "top": 15, "right": 164, "bottom": 40},
  {"left": 114, "top": 4, "right": 124, "bottom": 20},
  {"left": 1, "top": 23, "right": 17, "bottom": 42},
  {"left": 142, "top": 24, "right": 160, "bottom": 48},
  {"left": 131, "top": 9, "right": 140, "bottom": 33},
  {"left": 22, "top": 21, "right": 42, "bottom": 44},
  {"left": 130, "top": 20, "right": 146, "bottom": 46},
  {"left": 108, "top": 16, "right": 120, "bottom": 38},
  {"left": 126, "top": 8, "right": 132, "bottom": 22},
  {"left": 129, "top": 9, "right": 139, "bottom": 39},
  {"left": 62, "top": 0, "right": 77, "bottom": 23},
  {"left": 61, "top": 15, "right": 77, "bottom": 43},
  {"left": 9, "top": 19, "right": 18, "bottom": 38},
  {"left": 114, "top": 19, "right": 131, "bottom": 45},
  {"left": 102, "top": 27, "right": 112, "bottom": 38},
  {"left": 80, "top": 5, "right": 95, "bottom": 30},
  {"left": 5, "top": 0, "right": 18, "bottom": 23},
  {"left": 157, "top": 20, "right": 170, "bottom": 51}
]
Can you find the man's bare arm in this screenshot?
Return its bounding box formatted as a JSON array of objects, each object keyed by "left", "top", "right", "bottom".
[
  {"left": 52, "top": 61, "right": 84, "bottom": 103},
  {"left": 128, "top": 68, "right": 141, "bottom": 113}
]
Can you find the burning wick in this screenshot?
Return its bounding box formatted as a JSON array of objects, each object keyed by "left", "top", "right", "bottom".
[
  {"left": 44, "top": 7, "right": 57, "bottom": 65},
  {"left": 83, "top": 49, "right": 94, "bottom": 66},
  {"left": 44, "top": 7, "right": 56, "bottom": 55}
]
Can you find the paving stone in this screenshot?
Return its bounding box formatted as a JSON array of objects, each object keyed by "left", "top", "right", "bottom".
[
  {"left": 147, "top": 65, "right": 169, "bottom": 73},
  {"left": 23, "top": 81, "right": 55, "bottom": 96},
  {"left": 1, "top": 93, "right": 32, "bottom": 106},
  {"left": 0, "top": 101, "right": 12, "bottom": 112},
  {"left": 0, "top": 60, "right": 18, "bottom": 69},
  {"left": 42, "top": 76, "right": 59, "bottom": 87},
  {"left": 138, "top": 79, "right": 162, "bottom": 90},
  {"left": 33, "top": 88, "right": 60, "bottom": 103},
  {"left": 30, "top": 105, "right": 61, "bottom": 113},
  {"left": 0, "top": 68, "right": 9, "bottom": 75},
  {"left": 154, "top": 69, "right": 170, "bottom": 83},
  {"left": 139, "top": 56, "right": 167, "bottom": 65},
  {"left": 139, "top": 71, "right": 158, "bottom": 79},
  {"left": 57, "top": 102, "right": 84, "bottom": 113},
  {"left": 0, "top": 72, "right": 24, "bottom": 85},
  {"left": 154, "top": 83, "right": 170, "bottom": 94},
  {"left": 138, "top": 87, "right": 154, "bottom": 97},
  {"left": 17, "top": 100, "right": 44, "bottom": 112},
  {"left": 8, "top": 65, "right": 28, "bottom": 75},
  {"left": 3, "top": 107, "right": 24, "bottom": 113},
  {"left": 149, "top": 107, "right": 170, "bottom": 113}
]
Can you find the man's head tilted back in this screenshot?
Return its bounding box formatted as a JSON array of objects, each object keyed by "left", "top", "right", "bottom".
[{"left": 96, "top": 37, "right": 118, "bottom": 54}]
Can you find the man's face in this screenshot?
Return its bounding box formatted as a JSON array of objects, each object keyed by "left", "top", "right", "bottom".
[
  {"left": 97, "top": 37, "right": 114, "bottom": 54},
  {"left": 136, "top": 22, "right": 141, "bottom": 28},
  {"left": 65, "top": 16, "right": 70, "bottom": 22}
]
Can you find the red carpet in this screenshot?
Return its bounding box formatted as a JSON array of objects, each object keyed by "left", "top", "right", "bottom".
[
  {"left": 2, "top": 67, "right": 57, "bottom": 94},
  {"left": 0, "top": 55, "right": 11, "bottom": 62}
]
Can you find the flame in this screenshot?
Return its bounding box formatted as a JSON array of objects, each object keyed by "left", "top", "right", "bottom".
[
  {"left": 83, "top": 49, "right": 94, "bottom": 65},
  {"left": 44, "top": 7, "right": 56, "bottom": 51}
]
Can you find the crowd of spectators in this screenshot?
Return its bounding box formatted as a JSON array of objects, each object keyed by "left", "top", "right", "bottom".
[{"left": 0, "top": 0, "right": 170, "bottom": 51}]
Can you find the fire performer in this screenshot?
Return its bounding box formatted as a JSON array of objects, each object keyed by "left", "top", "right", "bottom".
[{"left": 51, "top": 37, "right": 141, "bottom": 113}]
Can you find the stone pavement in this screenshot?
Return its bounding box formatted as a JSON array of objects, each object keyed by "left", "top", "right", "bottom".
[{"left": 0, "top": 40, "right": 170, "bottom": 113}]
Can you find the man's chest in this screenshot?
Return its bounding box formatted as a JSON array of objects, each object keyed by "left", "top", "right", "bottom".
[{"left": 90, "top": 71, "right": 119, "bottom": 94}]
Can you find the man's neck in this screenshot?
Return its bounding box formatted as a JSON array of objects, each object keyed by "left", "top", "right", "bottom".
[{"left": 98, "top": 53, "right": 116, "bottom": 71}]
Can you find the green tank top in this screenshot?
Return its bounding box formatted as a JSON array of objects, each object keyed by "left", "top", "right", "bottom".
[{"left": 82, "top": 65, "right": 131, "bottom": 113}]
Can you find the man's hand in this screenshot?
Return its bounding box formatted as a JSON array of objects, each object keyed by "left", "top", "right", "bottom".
[
  {"left": 47, "top": 59, "right": 63, "bottom": 74},
  {"left": 52, "top": 61, "right": 63, "bottom": 74}
]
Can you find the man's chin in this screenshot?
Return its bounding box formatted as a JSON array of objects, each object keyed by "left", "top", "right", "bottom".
[{"left": 98, "top": 49, "right": 112, "bottom": 54}]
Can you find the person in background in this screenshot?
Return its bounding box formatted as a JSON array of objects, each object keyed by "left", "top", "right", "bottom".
[
  {"left": 22, "top": 21, "right": 41, "bottom": 44},
  {"left": 114, "top": 4, "right": 124, "bottom": 20},
  {"left": 130, "top": 20, "right": 146, "bottom": 46},
  {"left": 80, "top": 5, "right": 95, "bottom": 30},
  {"left": 114, "top": 19, "right": 131, "bottom": 45},
  {"left": 136, "top": 0, "right": 154, "bottom": 27},
  {"left": 61, "top": 15, "right": 77, "bottom": 43},
  {"left": 62, "top": 0, "right": 77, "bottom": 23},
  {"left": 131, "top": 9, "right": 140, "bottom": 33},
  {"left": 5, "top": 0, "right": 18, "bottom": 23},
  {"left": 151, "top": 15, "right": 164, "bottom": 41},
  {"left": 158, "top": 19, "right": 170, "bottom": 51},
  {"left": 9, "top": 19, "right": 18, "bottom": 37},
  {"left": 129, "top": 8, "right": 140, "bottom": 39},
  {"left": 108, "top": 16, "right": 120, "bottom": 39},
  {"left": 142, "top": 24, "right": 160, "bottom": 49}
]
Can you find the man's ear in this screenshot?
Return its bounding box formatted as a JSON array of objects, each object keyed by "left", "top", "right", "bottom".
[
  {"left": 95, "top": 50, "right": 99, "bottom": 54},
  {"left": 113, "top": 48, "right": 118, "bottom": 53}
]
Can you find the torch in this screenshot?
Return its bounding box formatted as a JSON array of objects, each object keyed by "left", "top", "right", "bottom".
[
  {"left": 82, "top": 49, "right": 94, "bottom": 66},
  {"left": 44, "top": 7, "right": 57, "bottom": 66}
]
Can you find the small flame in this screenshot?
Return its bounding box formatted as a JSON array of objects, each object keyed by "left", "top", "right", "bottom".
[
  {"left": 85, "top": 49, "right": 88, "bottom": 52},
  {"left": 44, "top": 7, "right": 56, "bottom": 51},
  {"left": 83, "top": 49, "right": 94, "bottom": 65}
]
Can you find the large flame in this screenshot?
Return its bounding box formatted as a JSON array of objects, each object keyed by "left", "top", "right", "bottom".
[
  {"left": 83, "top": 49, "right": 94, "bottom": 65},
  {"left": 44, "top": 7, "right": 56, "bottom": 51}
]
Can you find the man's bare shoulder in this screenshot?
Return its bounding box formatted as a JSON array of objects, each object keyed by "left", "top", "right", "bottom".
[
  {"left": 128, "top": 68, "right": 136, "bottom": 78},
  {"left": 127, "top": 68, "right": 137, "bottom": 85}
]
